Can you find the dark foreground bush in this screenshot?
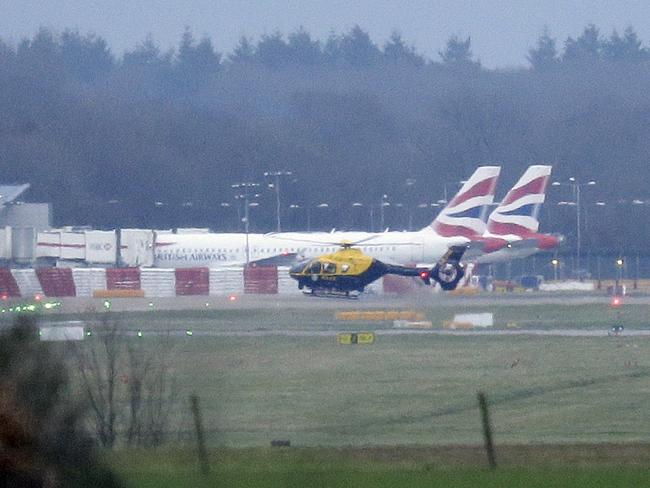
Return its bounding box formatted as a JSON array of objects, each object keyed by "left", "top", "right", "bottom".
[{"left": 0, "top": 315, "right": 121, "bottom": 487}]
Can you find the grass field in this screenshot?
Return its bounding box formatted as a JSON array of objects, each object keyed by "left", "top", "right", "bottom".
[
  {"left": 14, "top": 299, "right": 650, "bottom": 485},
  {"left": 43, "top": 300, "right": 650, "bottom": 448},
  {"left": 155, "top": 334, "right": 650, "bottom": 447},
  {"left": 108, "top": 446, "right": 650, "bottom": 487},
  {"left": 48, "top": 300, "right": 650, "bottom": 332}
]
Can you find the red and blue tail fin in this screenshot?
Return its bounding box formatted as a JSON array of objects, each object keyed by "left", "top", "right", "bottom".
[
  {"left": 430, "top": 166, "right": 501, "bottom": 238},
  {"left": 487, "top": 165, "right": 551, "bottom": 237}
]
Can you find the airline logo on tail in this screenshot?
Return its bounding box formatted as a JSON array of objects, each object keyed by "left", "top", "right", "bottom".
[
  {"left": 431, "top": 166, "right": 501, "bottom": 239},
  {"left": 486, "top": 165, "right": 551, "bottom": 238}
]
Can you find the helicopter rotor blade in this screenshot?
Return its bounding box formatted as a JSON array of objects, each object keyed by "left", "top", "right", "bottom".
[{"left": 267, "top": 234, "right": 418, "bottom": 247}]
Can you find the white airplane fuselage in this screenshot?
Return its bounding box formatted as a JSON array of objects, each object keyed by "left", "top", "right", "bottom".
[{"left": 153, "top": 230, "right": 459, "bottom": 268}]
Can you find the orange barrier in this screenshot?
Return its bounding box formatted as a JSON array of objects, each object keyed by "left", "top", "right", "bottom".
[
  {"left": 450, "top": 287, "right": 480, "bottom": 296},
  {"left": 93, "top": 289, "right": 145, "bottom": 298},
  {"left": 335, "top": 310, "right": 426, "bottom": 321},
  {"left": 443, "top": 320, "right": 474, "bottom": 330}
]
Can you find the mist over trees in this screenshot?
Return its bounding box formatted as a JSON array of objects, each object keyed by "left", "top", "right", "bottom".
[{"left": 1, "top": 24, "right": 649, "bottom": 252}]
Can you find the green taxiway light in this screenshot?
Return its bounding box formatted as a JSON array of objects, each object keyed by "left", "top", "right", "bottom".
[
  {"left": 103, "top": 300, "right": 111, "bottom": 309},
  {"left": 86, "top": 330, "right": 93, "bottom": 337},
  {"left": 137, "top": 330, "right": 143, "bottom": 338},
  {"left": 186, "top": 329, "right": 193, "bottom": 336},
  {"left": 148, "top": 302, "right": 154, "bottom": 308}
]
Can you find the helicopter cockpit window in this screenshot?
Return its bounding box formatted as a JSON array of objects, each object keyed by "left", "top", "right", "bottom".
[
  {"left": 309, "top": 261, "right": 322, "bottom": 274},
  {"left": 322, "top": 262, "right": 337, "bottom": 274},
  {"left": 341, "top": 264, "right": 350, "bottom": 273}
]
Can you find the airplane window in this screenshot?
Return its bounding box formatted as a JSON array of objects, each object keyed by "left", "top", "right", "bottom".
[
  {"left": 341, "top": 264, "right": 350, "bottom": 273},
  {"left": 309, "top": 261, "right": 321, "bottom": 274},
  {"left": 323, "top": 262, "right": 337, "bottom": 274}
]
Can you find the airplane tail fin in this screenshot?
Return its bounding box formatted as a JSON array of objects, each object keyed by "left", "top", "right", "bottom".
[
  {"left": 487, "top": 165, "right": 552, "bottom": 237},
  {"left": 429, "top": 166, "right": 501, "bottom": 238}
]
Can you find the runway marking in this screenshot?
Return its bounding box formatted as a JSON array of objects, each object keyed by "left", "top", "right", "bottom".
[{"left": 33, "top": 322, "right": 650, "bottom": 338}]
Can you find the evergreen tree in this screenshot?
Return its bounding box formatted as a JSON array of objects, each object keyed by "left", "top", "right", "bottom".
[
  {"left": 383, "top": 31, "right": 424, "bottom": 66},
  {"left": 175, "top": 28, "right": 220, "bottom": 89},
  {"left": 527, "top": 28, "right": 558, "bottom": 70},
  {"left": 563, "top": 24, "right": 602, "bottom": 63},
  {"left": 228, "top": 36, "right": 256, "bottom": 64},
  {"left": 123, "top": 34, "right": 172, "bottom": 67},
  {"left": 439, "top": 34, "right": 476, "bottom": 66},
  {"left": 603, "top": 27, "right": 648, "bottom": 62},
  {"left": 287, "top": 27, "right": 323, "bottom": 65},
  {"left": 16, "top": 27, "right": 60, "bottom": 67},
  {"left": 60, "top": 30, "right": 113, "bottom": 82},
  {"left": 0, "top": 38, "right": 15, "bottom": 63},
  {"left": 323, "top": 31, "right": 342, "bottom": 63},
  {"left": 339, "top": 25, "right": 380, "bottom": 66},
  {"left": 177, "top": 28, "right": 221, "bottom": 74},
  {"left": 256, "top": 31, "right": 290, "bottom": 67}
]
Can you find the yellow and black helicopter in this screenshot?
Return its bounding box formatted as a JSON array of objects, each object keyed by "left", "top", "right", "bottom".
[{"left": 288, "top": 238, "right": 467, "bottom": 297}]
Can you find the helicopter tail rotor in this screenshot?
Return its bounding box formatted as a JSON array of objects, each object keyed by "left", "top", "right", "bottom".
[{"left": 430, "top": 245, "right": 467, "bottom": 291}]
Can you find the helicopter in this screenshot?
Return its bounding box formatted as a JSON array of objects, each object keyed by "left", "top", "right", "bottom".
[{"left": 288, "top": 238, "right": 467, "bottom": 297}]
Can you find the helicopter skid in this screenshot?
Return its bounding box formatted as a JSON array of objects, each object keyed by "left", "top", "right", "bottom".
[{"left": 303, "top": 289, "right": 360, "bottom": 299}]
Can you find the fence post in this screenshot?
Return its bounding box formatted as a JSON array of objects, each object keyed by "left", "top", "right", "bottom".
[
  {"left": 477, "top": 391, "right": 497, "bottom": 469},
  {"left": 190, "top": 394, "right": 210, "bottom": 475}
]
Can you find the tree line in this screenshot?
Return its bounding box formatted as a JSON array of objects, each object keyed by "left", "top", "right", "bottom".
[{"left": 1, "top": 25, "right": 649, "bottom": 252}]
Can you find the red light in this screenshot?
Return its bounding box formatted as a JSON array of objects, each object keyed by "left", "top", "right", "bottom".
[
  {"left": 34, "top": 294, "right": 42, "bottom": 301},
  {"left": 1, "top": 294, "right": 7, "bottom": 301},
  {"left": 228, "top": 295, "right": 237, "bottom": 302},
  {"left": 419, "top": 271, "right": 429, "bottom": 279},
  {"left": 611, "top": 296, "right": 622, "bottom": 307}
]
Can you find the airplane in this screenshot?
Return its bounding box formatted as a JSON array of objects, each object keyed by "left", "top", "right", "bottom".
[
  {"left": 152, "top": 166, "right": 503, "bottom": 270},
  {"left": 474, "top": 165, "right": 560, "bottom": 264},
  {"left": 289, "top": 241, "right": 468, "bottom": 296}
]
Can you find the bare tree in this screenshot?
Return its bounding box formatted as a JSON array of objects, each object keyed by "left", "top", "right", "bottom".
[
  {"left": 69, "top": 317, "right": 176, "bottom": 448},
  {"left": 124, "top": 335, "right": 176, "bottom": 447},
  {"left": 70, "top": 316, "right": 121, "bottom": 448}
]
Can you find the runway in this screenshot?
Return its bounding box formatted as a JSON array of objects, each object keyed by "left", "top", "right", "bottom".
[
  {"left": 7, "top": 291, "right": 650, "bottom": 314},
  {"left": 37, "top": 321, "right": 650, "bottom": 338}
]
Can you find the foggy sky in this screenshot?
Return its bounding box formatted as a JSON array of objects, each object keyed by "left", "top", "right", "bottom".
[{"left": 2, "top": 0, "right": 650, "bottom": 67}]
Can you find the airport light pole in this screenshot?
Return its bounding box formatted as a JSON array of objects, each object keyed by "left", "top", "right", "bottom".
[
  {"left": 442, "top": 180, "right": 465, "bottom": 204},
  {"left": 552, "top": 178, "right": 596, "bottom": 277},
  {"left": 351, "top": 202, "right": 366, "bottom": 231},
  {"left": 551, "top": 257, "right": 559, "bottom": 281},
  {"left": 316, "top": 203, "right": 329, "bottom": 231},
  {"left": 379, "top": 194, "right": 390, "bottom": 230},
  {"left": 264, "top": 170, "right": 292, "bottom": 232},
  {"left": 405, "top": 178, "right": 416, "bottom": 231},
  {"left": 232, "top": 182, "right": 260, "bottom": 266},
  {"left": 288, "top": 204, "right": 301, "bottom": 231},
  {"left": 615, "top": 257, "right": 624, "bottom": 289}
]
